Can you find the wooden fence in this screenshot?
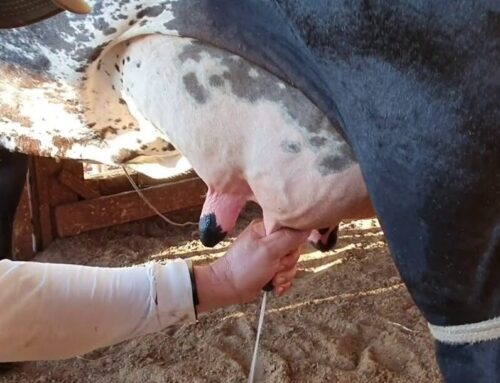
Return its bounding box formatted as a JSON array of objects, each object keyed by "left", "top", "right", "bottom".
[{"left": 12, "top": 157, "right": 206, "bottom": 260}]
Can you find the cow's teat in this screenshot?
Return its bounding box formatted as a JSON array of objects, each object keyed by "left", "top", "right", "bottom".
[
  {"left": 308, "top": 226, "right": 339, "bottom": 252},
  {"left": 198, "top": 189, "right": 249, "bottom": 247},
  {"left": 199, "top": 213, "right": 227, "bottom": 247}
]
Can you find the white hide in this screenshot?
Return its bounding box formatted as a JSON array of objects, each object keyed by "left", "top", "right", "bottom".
[
  {"left": 0, "top": 0, "right": 366, "bottom": 234},
  {"left": 119, "top": 35, "right": 366, "bottom": 233},
  {"left": 0, "top": 0, "right": 192, "bottom": 179}
]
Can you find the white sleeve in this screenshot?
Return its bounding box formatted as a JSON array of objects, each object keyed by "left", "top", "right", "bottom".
[{"left": 0, "top": 258, "right": 196, "bottom": 362}]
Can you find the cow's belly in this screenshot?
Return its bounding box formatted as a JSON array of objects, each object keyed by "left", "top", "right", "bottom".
[
  {"left": 249, "top": 161, "right": 368, "bottom": 232},
  {"left": 114, "top": 34, "right": 363, "bottom": 239}
]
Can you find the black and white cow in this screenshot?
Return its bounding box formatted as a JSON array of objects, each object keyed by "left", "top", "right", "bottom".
[{"left": 1, "top": 1, "right": 499, "bottom": 382}]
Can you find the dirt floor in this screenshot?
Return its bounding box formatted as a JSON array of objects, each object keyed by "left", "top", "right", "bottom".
[{"left": 0, "top": 204, "right": 442, "bottom": 383}]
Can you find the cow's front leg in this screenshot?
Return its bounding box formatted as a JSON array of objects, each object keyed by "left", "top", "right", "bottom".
[{"left": 0, "top": 148, "right": 28, "bottom": 260}]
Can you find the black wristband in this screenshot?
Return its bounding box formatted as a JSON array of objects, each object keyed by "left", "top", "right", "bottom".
[{"left": 186, "top": 260, "right": 199, "bottom": 319}]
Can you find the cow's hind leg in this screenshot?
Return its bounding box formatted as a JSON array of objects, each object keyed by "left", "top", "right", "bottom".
[
  {"left": 435, "top": 340, "right": 500, "bottom": 383},
  {"left": 351, "top": 119, "right": 500, "bottom": 381},
  {"left": 0, "top": 148, "right": 28, "bottom": 260},
  {"left": 343, "top": 51, "right": 500, "bottom": 379}
]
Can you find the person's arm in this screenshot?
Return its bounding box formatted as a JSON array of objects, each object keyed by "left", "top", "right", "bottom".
[
  {"left": 0, "top": 220, "right": 307, "bottom": 363},
  {"left": 0, "top": 258, "right": 195, "bottom": 362},
  {"left": 195, "top": 221, "right": 307, "bottom": 313}
]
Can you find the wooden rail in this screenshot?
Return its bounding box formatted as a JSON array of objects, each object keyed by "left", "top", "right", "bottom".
[{"left": 12, "top": 157, "right": 205, "bottom": 259}]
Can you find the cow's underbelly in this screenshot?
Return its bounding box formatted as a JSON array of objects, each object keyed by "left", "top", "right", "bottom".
[
  {"left": 116, "top": 34, "right": 361, "bottom": 237},
  {"left": 0, "top": 2, "right": 360, "bottom": 231},
  {"left": 251, "top": 163, "right": 369, "bottom": 232},
  {"left": 1, "top": 10, "right": 363, "bottom": 238}
]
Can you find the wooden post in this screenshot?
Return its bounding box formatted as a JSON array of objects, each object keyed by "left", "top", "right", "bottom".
[
  {"left": 12, "top": 173, "right": 36, "bottom": 261},
  {"left": 29, "top": 158, "right": 81, "bottom": 250}
]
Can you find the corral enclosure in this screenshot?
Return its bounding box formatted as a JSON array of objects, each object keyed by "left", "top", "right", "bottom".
[
  {"left": 3, "top": 201, "right": 441, "bottom": 383},
  {"left": 12, "top": 157, "right": 206, "bottom": 260}
]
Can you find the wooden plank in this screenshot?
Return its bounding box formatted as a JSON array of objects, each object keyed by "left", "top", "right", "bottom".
[
  {"left": 137, "top": 169, "right": 197, "bottom": 186},
  {"left": 33, "top": 158, "right": 54, "bottom": 249},
  {"left": 30, "top": 157, "right": 79, "bottom": 207},
  {"left": 85, "top": 170, "right": 198, "bottom": 197},
  {"left": 26, "top": 159, "right": 42, "bottom": 254},
  {"left": 38, "top": 204, "right": 53, "bottom": 249},
  {"left": 58, "top": 168, "right": 100, "bottom": 199},
  {"left": 32, "top": 158, "right": 82, "bottom": 249},
  {"left": 85, "top": 172, "right": 139, "bottom": 196},
  {"left": 63, "top": 159, "right": 85, "bottom": 177},
  {"left": 12, "top": 182, "right": 35, "bottom": 261},
  {"left": 54, "top": 177, "right": 206, "bottom": 237},
  {"left": 33, "top": 158, "right": 53, "bottom": 204},
  {"left": 50, "top": 160, "right": 80, "bottom": 206},
  {"left": 50, "top": 178, "right": 79, "bottom": 207}
]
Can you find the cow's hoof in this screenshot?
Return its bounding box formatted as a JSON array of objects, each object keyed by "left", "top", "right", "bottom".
[
  {"left": 199, "top": 213, "right": 227, "bottom": 247},
  {"left": 310, "top": 226, "right": 339, "bottom": 252}
]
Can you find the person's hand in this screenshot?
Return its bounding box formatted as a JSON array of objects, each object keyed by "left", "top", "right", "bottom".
[
  {"left": 215, "top": 220, "right": 308, "bottom": 300},
  {"left": 194, "top": 220, "right": 308, "bottom": 313}
]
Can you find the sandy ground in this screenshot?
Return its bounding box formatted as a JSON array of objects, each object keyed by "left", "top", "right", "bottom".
[{"left": 0, "top": 204, "right": 442, "bottom": 383}]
